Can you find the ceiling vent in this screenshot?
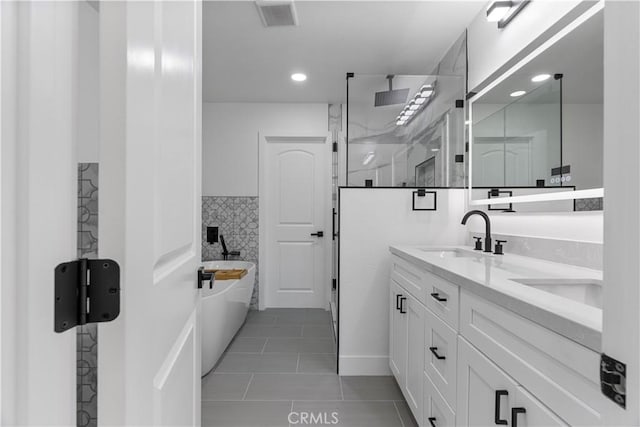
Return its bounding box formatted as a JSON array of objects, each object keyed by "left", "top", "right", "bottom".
[{"left": 255, "top": 1, "right": 298, "bottom": 27}]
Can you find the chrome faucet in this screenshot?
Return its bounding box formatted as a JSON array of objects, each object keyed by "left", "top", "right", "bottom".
[{"left": 461, "top": 210, "right": 493, "bottom": 253}]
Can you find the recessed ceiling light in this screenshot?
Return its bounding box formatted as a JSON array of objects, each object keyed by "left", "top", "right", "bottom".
[
  {"left": 510, "top": 90, "right": 526, "bottom": 97},
  {"left": 486, "top": 1, "right": 513, "bottom": 22},
  {"left": 531, "top": 73, "right": 551, "bottom": 83},
  {"left": 291, "top": 73, "right": 307, "bottom": 82}
]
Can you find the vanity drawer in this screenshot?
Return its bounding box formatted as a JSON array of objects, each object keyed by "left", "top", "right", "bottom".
[
  {"left": 391, "top": 255, "right": 425, "bottom": 304},
  {"left": 424, "top": 307, "right": 457, "bottom": 410},
  {"left": 424, "top": 372, "right": 455, "bottom": 427},
  {"left": 459, "top": 290, "right": 603, "bottom": 426},
  {"left": 424, "top": 270, "right": 459, "bottom": 331}
]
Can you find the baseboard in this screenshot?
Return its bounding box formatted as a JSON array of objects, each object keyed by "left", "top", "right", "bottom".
[{"left": 338, "top": 355, "right": 391, "bottom": 376}]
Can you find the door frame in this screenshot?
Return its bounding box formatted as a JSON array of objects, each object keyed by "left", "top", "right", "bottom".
[
  {"left": 258, "top": 131, "right": 332, "bottom": 310},
  {"left": 1, "top": 1, "right": 78, "bottom": 424}
]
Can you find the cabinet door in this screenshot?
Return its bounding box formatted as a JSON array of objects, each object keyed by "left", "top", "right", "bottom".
[
  {"left": 405, "top": 293, "right": 425, "bottom": 418},
  {"left": 512, "top": 386, "right": 569, "bottom": 427},
  {"left": 457, "top": 337, "right": 518, "bottom": 427},
  {"left": 390, "top": 280, "right": 407, "bottom": 388}
]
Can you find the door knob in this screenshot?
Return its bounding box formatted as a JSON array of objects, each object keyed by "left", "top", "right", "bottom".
[{"left": 310, "top": 231, "right": 324, "bottom": 237}]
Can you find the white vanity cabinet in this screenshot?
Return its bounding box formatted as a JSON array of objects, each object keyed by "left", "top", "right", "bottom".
[
  {"left": 389, "top": 252, "right": 605, "bottom": 427},
  {"left": 390, "top": 276, "right": 425, "bottom": 418},
  {"left": 390, "top": 280, "right": 407, "bottom": 387},
  {"left": 457, "top": 337, "right": 567, "bottom": 427}
]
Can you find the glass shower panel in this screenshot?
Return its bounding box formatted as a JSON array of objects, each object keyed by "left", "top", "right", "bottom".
[{"left": 347, "top": 74, "right": 465, "bottom": 187}]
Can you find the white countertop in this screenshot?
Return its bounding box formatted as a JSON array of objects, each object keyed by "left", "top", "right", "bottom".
[{"left": 389, "top": 245, "right": 603, "bottom": 352}]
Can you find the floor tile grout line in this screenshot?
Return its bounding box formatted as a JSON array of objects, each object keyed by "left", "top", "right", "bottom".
[
  {"left": 339, "top": 376, "right": 344, "bottom": 401},
  {"left": 296, "top": 353, "right": 300, "bottom": 373},
  {"left": 393, "top": 401, "right": 406, "bottom": 427},
  {"left": 241, "top": 373, "right": 254, "bottom": 401},
  {"left": 261, "top": 338, "right": 268, "bottom": 354}
]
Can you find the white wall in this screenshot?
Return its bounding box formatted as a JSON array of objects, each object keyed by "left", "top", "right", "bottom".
[
  {"left": 468, "top": 0, "right": 590, "bottom": 91},
  {"left": 563, "top": 103, "right": 603, "bottom": 190},
  {"left": 338, "top": 188, "right": 467, "bottom": 375},
  {"left": 77, "top": 0, "right": 99, "bottom": 163},
  {"left": 202, "top": 102, "right": 328, "bottom": 196}
]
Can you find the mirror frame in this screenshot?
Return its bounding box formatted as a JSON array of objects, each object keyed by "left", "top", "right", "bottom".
[{"left": 467, "top": 1, "right": 604, "bottom": 207}]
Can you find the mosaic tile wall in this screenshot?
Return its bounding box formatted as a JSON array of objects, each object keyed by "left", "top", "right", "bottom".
[
  {"left": 77, "top": 163, "right": 99, "bottom": 427},
  {"left": 202, "top": 196, "right": 259, "bottom": 308}
]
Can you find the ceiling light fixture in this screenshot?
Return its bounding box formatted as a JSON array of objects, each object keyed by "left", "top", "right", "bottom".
[
  {"left": 362, "top": 152, "right": 376, "bottom": 166},
  {"left": 291, "top": 73, "right": 307, "bottom": 82},
  {"left": 486, "top": 0, "right": 530, "bottom": 29},
  {"left": 414, "top": 97, "right": 427, "bottom": 105},
  {"left": 531, "top": 73, "right": 551, "bottom": 82},
  {"left": 420, "top": 85, "right": 434, "bottom": 97},
  {"left": 510, "top": 90, "right": 526, "bottom": 97}
]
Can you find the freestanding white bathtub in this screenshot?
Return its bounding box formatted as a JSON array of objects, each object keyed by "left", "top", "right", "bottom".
[{"left": 201, "top": 260, "right": 256, "bottom": 376}]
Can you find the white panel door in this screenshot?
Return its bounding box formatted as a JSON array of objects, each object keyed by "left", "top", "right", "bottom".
[
  {"left": 99, "top": 1, "right": 202, "bottom": 425},
  {"left": 263, "top": 136, "right": 329, "bottom": 308}
]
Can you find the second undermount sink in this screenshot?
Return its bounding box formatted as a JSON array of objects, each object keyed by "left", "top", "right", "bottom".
[{"left": 511, "top": 278, "right": 603, "bottom": 309}]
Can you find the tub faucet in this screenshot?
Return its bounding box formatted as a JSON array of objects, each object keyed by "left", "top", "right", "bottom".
[
  {"left": 461, "top": 210, "right": 493, "bottom": 253},
  {"left": 219, "top": 235, "right": 241, "bottom": 260}
]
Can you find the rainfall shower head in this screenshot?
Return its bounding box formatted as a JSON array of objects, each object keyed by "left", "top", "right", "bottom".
[{"left": 374, "top": 75, "right": 410, "bottom": 107}]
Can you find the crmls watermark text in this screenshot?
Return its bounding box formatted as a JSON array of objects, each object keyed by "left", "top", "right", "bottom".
[{"left": 288, "top": 411, "right": 339, "bottom": 425}]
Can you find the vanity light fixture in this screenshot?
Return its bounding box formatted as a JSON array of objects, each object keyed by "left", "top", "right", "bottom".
[
  {"left": 362, "top": 152, "right": 376, "bottom": 166},
  {"left": 486, "top": 0, "right": 530, "bottom": 29},
  {"left": 531, "top": 73, "right": 551, "bottom": 82},
  {"left": 291, "top": 73, "right": 307, "bottom": 82},
  {"left": 409, "top": 102, "right": 420, "bottom": 111},
  {"left": 486, "top": 1, "right": 512, "bottom": 22},
  {"left": 510, "top": 90, "right": 526, "bottom": 97},
  {"left": 414, "top": 97, "right": 427, "bottom": 105},
  {"left": 404, "top": 109, "right": 415, "bottom": 116}
]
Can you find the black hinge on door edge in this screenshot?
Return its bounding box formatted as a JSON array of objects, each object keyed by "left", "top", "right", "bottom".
[
  {"left": 600, "top": 353, "right": 626, "bottom": 408},
  {"left": 54, "top": 258, "right": 120, "bottom": 333},
  {"left": 332, "top": 142, "right": 338, "bottom": 152}
]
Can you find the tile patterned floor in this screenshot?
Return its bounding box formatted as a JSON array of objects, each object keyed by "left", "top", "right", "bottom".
[{"left": 202, "top": 308, "right": 418, "bottom": 427}]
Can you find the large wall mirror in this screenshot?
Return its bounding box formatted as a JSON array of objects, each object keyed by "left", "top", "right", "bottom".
[{"left": 468, "top": 4, "right": 603, "bottom": 212}]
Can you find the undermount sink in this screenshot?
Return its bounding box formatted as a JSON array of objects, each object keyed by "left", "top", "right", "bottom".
[
  {"left": 419, "top": 248, "right": 480, "bottom": 258},
  {"left": 511, "top": 278, "right": 603, "bottom": 309}
]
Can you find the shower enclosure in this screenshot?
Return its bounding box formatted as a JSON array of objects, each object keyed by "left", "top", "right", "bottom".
[{"left": 346, "top": 74, "right": 466, "bottom": 188}]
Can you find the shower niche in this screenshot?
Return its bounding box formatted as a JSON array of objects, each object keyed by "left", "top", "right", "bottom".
[{"left": 346, "top": 73, "right": 465, "bottom": 188}]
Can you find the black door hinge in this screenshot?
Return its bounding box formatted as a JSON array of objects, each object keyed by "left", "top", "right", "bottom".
[
  {"left": 54, "top": 258, "right": 120, "bottom": 333},
  {"left": 332, "top": 142, "right": 338, "bottom": 152},
  {"left": 601, "top": 353, "right": 626, "bottom": 408}
]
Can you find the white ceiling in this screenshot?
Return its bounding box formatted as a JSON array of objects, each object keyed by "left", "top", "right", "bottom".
[{"left": 203, "top": 1, "right": 485, "bottom": 103}]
